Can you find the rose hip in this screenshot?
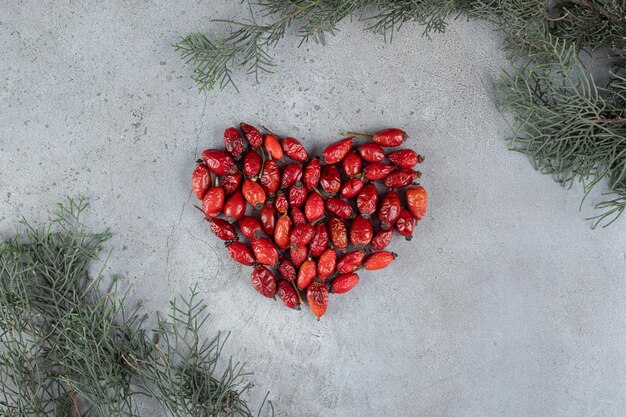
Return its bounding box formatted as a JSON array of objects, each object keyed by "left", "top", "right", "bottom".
[
  {"left": 330, "top": 273, "right": 359, "bottom": 294},
  {"left": 243, "top": 150, "right": 262, "bottom": 179},
  {"left": 192, "top": 163, "right": 211, "bottom": 200},
  {"left": 260, "top": 160, "right": 281, "bottom": 196},
  {"left": 274, "top": 215, "right": 292, "bottom": 250},
  {"left": 317, "top": 248, "right": 337, "bottom": 280},
  {"left": 388, "top": 149, "right": 422, "bottom": 168},
  {"left": 290, "top": 223, "right": 314, "bottom": 247},
  {"left": 281, "top": 163, "right": 303, "bottom": 189},
  {"left": 274, "top": 191, "right": 289, "bottom": 214},
  {"left": 370, "top": 228, "right": 393, "bottom": 251},
  {"left": 282, "top": 136, "right": 308, "bottom": 162},
  {"left": 277, "top": 281, "right": 300, "bottom": 309},
  {"left": 337, "top": 250, "right": 365, "bottom": 274},
  {"left": 349, "top": 215, "right": 373, "bottom": 247},
  {"left": 356, "top": 184, "right": 378, "bottom": 218},
  {"left": 325, "top": 198, "right": 354, "bottom": 219},
  {"left": 405, "top": 185, "right": 428, "bottom": 220},
  {"left": 395, "top": 209, "right": 415, "bottom": 240},
  {"left": 359, "top": 142, "right": 386, "bottom": 163},
  {"left": 260, "top": 201, "right": 276, "bottom": 235},
  {"left": 307, "top": 281, "right": 329, "bottom": 320},
  {"left": 226, "top": 241, "right": 255, "bottom": 266},
  {"left": 224, "top": 127, "right": 244, "bottom": 159},
  {"left": 321, "top": 137, "right": 353, "bottom": 164},
  {"left": 251, "top": 265, "right": 277, "bottom": 298},
  {"left": 251, "top": 237, "right": 279, "bottom": 266},
  {"left": 309, "top": 223, "right": 329, "bottom": 257},
  {"left": 342, "top": 151, "right": 362, "bottom": 176},
  {"left": 224, "top": 191, "right": 246, "bottom": 221},
  {"left": 242, "top": 179, "right": 266, "bottom": 209},
  {"left": 320, "top": 165, "right": 341, "bottom": 195},
  {"left": 290, "top": 207, "right": 307, "bottom": 226},
  {"left": 290, "top": 245, "right": 308, "bottom": 268},
  {"left": 339, "top": 178, "right": 364, "bottom": 199},
  {"left": 297, "top": 258, "right": 317, "bottom": 290},
  {"left": 304, "top": 192, "right": 325, "bottom": 223},
  {"left": 328, "top": 217, "right": 348, "bottom": 250},
  {"left": 240, "top": 123, "right": 262, "bottom": 148},
  {"left": 288, "top": 182, "right": 307, "bottom": 208},
  {"left": 222, "top": 170, "right": 243, "bottom": 195},
  {"left": 264, "top": 134, "right": 283, "bottom": 160},
  {"left": 384, "top": 168, "right": 420, "bottom": 189},
  {"left": 278, "top": 258, "right": 297, "bottom": 282},
  {"left": 201, "top": 149, "right": 235, "bottom": 176},
  {"left": 363, "top": 162, "right": 396, "bottom": 181},
  {"left": 372, "top": 128, "right": 408, "bottom": 147},
  {"left": 238, "top": 216, "right": 262, "bottom": 239},
  {"left": 202, "top": 186, "right": 225, "bottom": 218},
  {"left": 378, "top": 191, "right": 402, "bottom": 229},
  {"left": 303, "top": 157, "right": 322, "bottom": 191},
  {"left": 209, "top": 218, "right": 236, "bottom": 241},
  {"left": 364, "top": 251, "right": 396, "bottom": 270}
]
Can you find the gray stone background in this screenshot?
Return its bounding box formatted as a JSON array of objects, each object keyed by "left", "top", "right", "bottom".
[{"left": 2, "top": 1, "right": 626, "bottom": 416}]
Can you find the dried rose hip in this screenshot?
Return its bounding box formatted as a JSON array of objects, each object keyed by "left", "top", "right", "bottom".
[
  {"left": 192, "top": 163, "right": 211, "bottom": 200},
  {"left": 209, "top": 218, "right": 236, "bottom": 241},
  {"left": 251, "top": 237, "right": 279, "bottom": 266},
  {"left": 288, "top": 182, "right": 307, "bottom": 208},
  {"left": 282, "top": 136, "right": 308, "bottom": 162},
  {"left": 359, "top": 142, "right": 386, "bottom": 163},
  {"left": 372, "top": 128, "right": 408, "bottom": 147},
  {"left": 224, "top": 191, "right": 246, "bottom": 221},
  {"left": 342, "top": 151, "right": 362, "bottom": 176},
  {"left": 304, "top": 192, "right": 325, "bottom": 223},
  {"left": 261, "top": 201, "right": 276, "bottom": 235},
  {"left": 339, "top": 178, "right": 364, "bottom": 199},
  {"left": 242, "top": 179, "right": 266, "bottom": 209},
  {"left": 281, "top": 163, "right": 303, "bottom": 189},
  {"left": 330, "top": 273, "right": 359, "bottom": 294},
  {"left": 370, "top": 228, "right": 393, "bottom": 251},
  {"left": 388, "top": 149, "right": 422, "bottom": 168},
  {"left": 405, "top": 185, "right": 428, "bottom": 220},
  {"left": 317, "top": 248, "right": 337, "bottom": 280},
  {"left": 320, "top": 165, "right": 341, "bottom": 195},
  {"left": 240, "top": 123, "right": 262, "bottom": 148},
  {"left": 309, "top": 223, "right": 329, "bottom": 257},
  {"left": 278, "top": 258, "right": 297, "bottom": 282},
  {"left": 395, "top": 209, "right": 415, "bottom": 240},
  {"left": 290, "top": 207, "right": 307, "bottom": 226},
  {"left": 226, "top": 241, "right": 255, "bottom": 266},
  {"left": 224, "top": 127, "right": 244, "bottom": 159},
  {"left": 202, "top": 186, "right": 225, "bottom": 218},
  {"left": 277, "top": 281, "right": 300, "bottom": 309},
  {"left": 378, "top": 191, "right": 402, "bottom": 229},
  {"left": 201, "top": 149, "right": 235, "bottom": 176},
  {"left": 274, "top": 215, "right": 292, "bottom": 250},
  {"left": 337, "top": 250, "right": 365, "bottom": 274},
  {"left": 325, "top": 198, "right": 354, "bottom": 219},
  {"left": 290, "top": 245, "right": 308, "bottom": 268},
  {"left": 238, "top": 216, "right": 262, "bottom": 239},
  {"left": 222, "top": 170, "right": 243, "bottom": 195},
  {"left": 260, "top": 159, "right": 281, "bottom": 196},
  {"left": 264, "top": 134, "right": 283, "bottom": 160},
  {"left": 349, "top": 215, "right": 373, "bottom": 247},
  {"left": 328, "top": 217, "right": 348, "bottom": 250},
  {"left": 251, "top": 265, "right": 277, "bottom": 298},
  {"left": 307, "top": 281, "right": 329, "bottom": 319},
  {"left": 274, "top": 191, "right": 289, "bottom": 215},
  {"left": 303, "top": 157, "right": 322, "bottom": 191},
  {"left": 364, "top": 251, "right": 396, "bottom": 270},
  {"left": 384, "top": 168, "right": 420, "bottom": 189},
  {"left": 243, "top": 150, "right": 262, "bottom": 179},
  {"left": 356, "top": 184, "right": 378, "bottom": 218},
  {"left": 321, "top": 137, "right": 353, "bottom": 164},
  {"left": 363, "top": 162, "right": 396, "bottom": 181},
  {"left": 297, "top": 258, "right": 317, "bottom": 289},
  {"left": 290, "top": 223, "right": 314, "bottom": 247}
]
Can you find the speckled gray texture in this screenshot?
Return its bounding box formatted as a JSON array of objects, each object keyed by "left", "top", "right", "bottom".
[{"left": 1, "top": 2, "right": 626, "bottom": 416}]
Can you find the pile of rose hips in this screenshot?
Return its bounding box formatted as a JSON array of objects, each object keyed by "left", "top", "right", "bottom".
[{"left": 192, "top": 124, "right": 428, "bottom": 319}]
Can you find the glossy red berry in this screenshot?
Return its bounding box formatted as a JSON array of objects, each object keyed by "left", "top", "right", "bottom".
[
  {"left": 384, "top": 168, "right": 420, "bottom": 188},
  {"left": 223, "top": 191, "right": 246, "bottom": 221},
  {"left": 304, "top": 192, "right": 325, "bottom": 223},
  {"left": 290, "top": 207, "right": 307, "bottom": 226},
  {"left": 274, "top": 191, "right": 289, "bottom": 214},
  {"left": 288, "top": 182, "right": 307, "bottom": 208},
  {"left": 349, "top": 215, "right": 373, "bottom": 247},
  {"left": 260, "top": 201, "right": 276, "bottom": 235},
  {"left": 290, "top": 223, "right": 314, "bottom": 247},
  {"left": 251, "top": 265, "right": 277, "bottom": 298},
  {"left": 278, "top": 258, "right": 297, "bottom": 282},
  {"left": 339, "top": 178, "right": 364, "bottom": 199},
  {"left": 303, "top": 157, "right": 322, "bottom": 191},
  {"left": 297, "top": 258, "right": 317, "bottom": 290},
  {"left": 222, "top": 170, "right": 243, "bottom": 195},
  {"left": 356, "top": 184, "right": 378, "bottom": 218},
  {"left": 242, "top": 179, "right": 266, "bottom": 209},
  {"left": 243, "top": 150, "right": 262, "bottom": 179},
  {"left": 320, "top": 165, "right": 341, "bottom": 195},
  {"left": 281, "top": 163, "right": 303, "bottom": 189},
  {"left": 388, "top": 149, "right": 422, "bottom": 168},
  {"left": 321, "top": 137, "right": 353, "bottom": 165},
  {"left": 277, "top": 281, "right": 300, "bottom": 309},
  {"left": 359, "top": 142, "right": 386, "bottom": 163},
  {"left": 226, "top": 241, "right": 255, "bottom": 266},
  {"left": 202, "top": 186, "right": 225, "bottom": 218},
  {"left": 192, "top": 163, "right": 211, "bottom": 200},
  {"left": 328, "top": 217, "right": 348, "bottom": 250},
  {"left": 364, "top": 251, "right": 396, "bottom": 270},
  {"left": 330, "top": 273, "right": 359, "bottom": 294},
  {"left": 260, "top": 159, "right": 281, "bottom": 196},
  {"left": 282, "top": 136, "right": 308, "bottom": 162},
  {"left": 224, "top": 127, "right": 244, "bottom": 159},
  {"left": 370, "top": 228, "right": 393, "bottom": 251},
  {"left": 307, "top": 281, "right": 329, "bottom": 320},
  {"left": 363, "top": 162, "right": 396, "bottom": 181},
  {"left": 337, "top": 250, "right": 365, "bottom": 274},
  {"left": 238, "top": 216, "right": 262, "bottom": 239},
  {"left": 209, "top": 218, "right": 236, "bottom": 241},
  {"left": 405, "top": 185, "right": 428, "bottom": 220},
  {"left": 309, "top": 223, "right": 329, "bottom": 257},
  {"left": 372, "top": 128, "right": 408, "bottom": 147},
  {"left": 290, "top": 245, "right": 308, "bottom": 268},
  {"left": 240, "top": 123, "right": 262, "bottom": 148},
  {"left": 201, "top": 149, "right": 235, "bottom": 176},
  {"left": 342, "top": 151, "right": 362, "bottom": 176},
  {"left": 274, "top": 215, "right": 292, "bottom": 250},
  {"left": 264, "top": 134, "right": 283, "bottom": 160},
  {"left": 378, "top": 191, "right": 402, "bottom": 229},
  {"left": 317, "top": 248, "right": 337, "bottom": 280},
  {"left": 251, "top": 237, "right": 279, "bottom": 266},
  {"left": 325, "top": 198, "right": 354, "bottom": 219},
  {"left": 395, "top": 209, "right": 415, "bottom": 240}
]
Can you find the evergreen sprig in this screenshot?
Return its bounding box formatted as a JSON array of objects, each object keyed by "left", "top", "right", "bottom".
[
  {"left": 175, "top": 0, "right": 626, "bottom": 227},
  {"left": 0, "top": 198, "right": 271, "bottom": 416}
]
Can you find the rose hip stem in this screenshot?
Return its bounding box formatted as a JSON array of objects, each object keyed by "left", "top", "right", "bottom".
[
  {"left": 290, "top": 280, "right": 304, "bottom": 304},
  {"left": 342, "top": 131, "right": 372, "bottom": 138}
]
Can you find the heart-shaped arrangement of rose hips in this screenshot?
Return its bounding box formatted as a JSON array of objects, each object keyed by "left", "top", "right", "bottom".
[{"left": 192, "top": 124, "right": 428, "bottom": 319}]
